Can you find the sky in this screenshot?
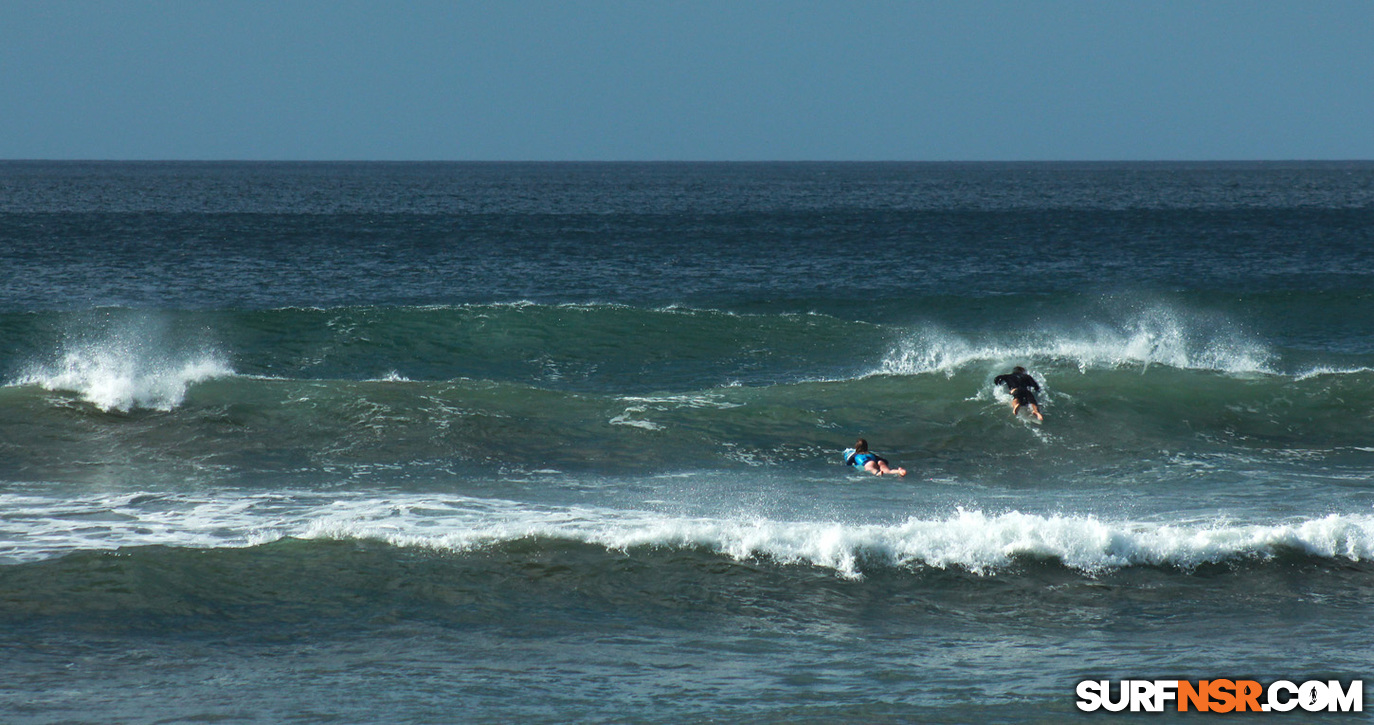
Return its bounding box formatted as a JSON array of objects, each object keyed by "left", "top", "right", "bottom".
[{"left": 2, "top": 1, "right": 1371, "bottom": 161}]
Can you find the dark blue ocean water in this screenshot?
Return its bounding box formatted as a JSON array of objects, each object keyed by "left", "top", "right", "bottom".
[{"left": 2, "top": 161, "right": 1373, "bottom": 722}]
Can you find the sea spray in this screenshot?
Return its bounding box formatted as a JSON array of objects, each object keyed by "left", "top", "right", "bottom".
[
  {"left": 879, "top": 304, "right": 1274, "bottom": 378},
  {"left": 16, "top": 314, "right": 230, "bottom": 412}
]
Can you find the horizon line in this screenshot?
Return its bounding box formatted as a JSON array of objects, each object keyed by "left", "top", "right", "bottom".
[{"left": 3, "top": 158, "right": 1372, "bottom": 165}]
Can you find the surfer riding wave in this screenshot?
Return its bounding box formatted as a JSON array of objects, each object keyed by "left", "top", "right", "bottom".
[{"left": 994, "top": 366, "right": 1045, "bottom": 422}]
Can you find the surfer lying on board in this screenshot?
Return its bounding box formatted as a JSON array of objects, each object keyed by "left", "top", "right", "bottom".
[
  {"left": 842, "top": 439, "right": 907, "bottom": 477},
  {"left": 993, "top": 366, "right": 1044, "bottom": 421}
]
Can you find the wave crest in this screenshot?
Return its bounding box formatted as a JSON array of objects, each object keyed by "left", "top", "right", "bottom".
[
  {"left": 296, "top": 501, "right": 1374, "bottom": 578},
  {"left": 881, "top": 306, "right": 1274, "bottom": 376},
  {"left": 16, "top": 321, "right": 231, "bottom": 412},
  {"left": 5, "top": 489, "right": 1372, "bottom": 576}
]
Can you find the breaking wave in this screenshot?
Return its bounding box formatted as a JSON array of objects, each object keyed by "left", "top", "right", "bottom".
[
  {"left": 6, "top": 491, "right": 1372, "bottom": 578},
  {"left": 879, "top": 305, "right": 1275, "bottom": 377},
  {"left": 16, "top": 326, "right": 231, "bottom": 412}
]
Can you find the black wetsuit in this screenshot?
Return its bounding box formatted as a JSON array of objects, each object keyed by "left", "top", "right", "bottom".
[{"left": 994, "top": 371, "right": 1040, "bottom": 405}]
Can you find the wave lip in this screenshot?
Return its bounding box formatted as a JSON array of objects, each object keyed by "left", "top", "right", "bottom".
[
  {"left": 17, "top": 341, "right": 231, "bottom": 412},
  {"left": 881, "top": 306, "right": 1275, "bottom": 377}
]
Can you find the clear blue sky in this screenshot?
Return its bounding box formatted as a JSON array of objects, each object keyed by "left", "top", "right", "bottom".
[{"left": 3, "top": 1, "right": 1371, "bottom": 161}]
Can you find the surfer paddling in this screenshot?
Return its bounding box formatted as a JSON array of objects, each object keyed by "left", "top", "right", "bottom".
[
  {"left": 842, "top": 439, "right": 907, "bottom": 477},
  {"left": 994, "top": 366, "right": 1044, "bottom": 421}
]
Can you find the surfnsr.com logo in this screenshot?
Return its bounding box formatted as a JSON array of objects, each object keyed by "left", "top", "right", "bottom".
[{"left": 1076, "top": 679, "right": 1363, "bottom": 713}]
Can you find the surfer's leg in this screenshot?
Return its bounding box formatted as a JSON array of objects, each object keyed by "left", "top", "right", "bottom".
[{"left": 875, "top": 459, "right": 907, "bottom": 477}]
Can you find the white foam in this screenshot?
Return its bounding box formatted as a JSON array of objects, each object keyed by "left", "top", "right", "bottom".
[
  {"left": 609, "top": 410, "right": 665, "bottom": 430},
  {"left": 880, "top": 306, "right": 1275, "bottom": 377},
  {"left": 3, "top": 491, "right": 1371, "bottom": 578},
  {"left": 15, "top": 326, "right": 231, "bottom": 412}
]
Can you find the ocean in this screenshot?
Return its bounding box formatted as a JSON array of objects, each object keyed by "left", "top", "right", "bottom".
[{"left": 1, "top": 161, "right": 1372, "bottom": 722}]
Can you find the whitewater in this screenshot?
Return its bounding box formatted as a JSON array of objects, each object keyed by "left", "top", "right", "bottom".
[{"left": 5, "top": 488, "right": 1373, "bottom": 576}]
